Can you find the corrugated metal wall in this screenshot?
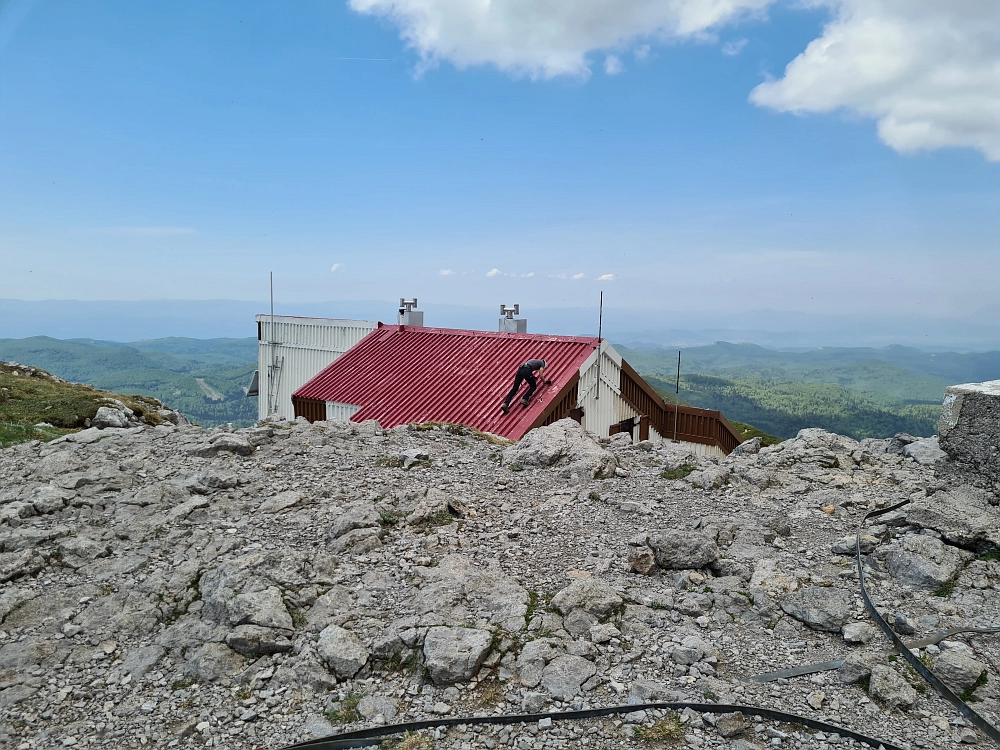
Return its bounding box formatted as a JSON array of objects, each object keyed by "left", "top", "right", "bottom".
[
  {"left": 326, "top": 401, "right": 362, "bottom": 421},
  {"left": 577, "top": 343, "right": 640, "bottom": 437},
  {"left": 256, "top": 316, "right": 377, "bottom": 421}
]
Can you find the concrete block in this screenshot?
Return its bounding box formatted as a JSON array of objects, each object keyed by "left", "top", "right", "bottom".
[{"left": 939, "top": 380, "right": 1000, "bottom": 496}]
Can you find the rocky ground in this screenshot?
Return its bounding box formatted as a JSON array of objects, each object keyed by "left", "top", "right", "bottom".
[{"left": 1, "top": 416, "right": 998, "bottom": 750}]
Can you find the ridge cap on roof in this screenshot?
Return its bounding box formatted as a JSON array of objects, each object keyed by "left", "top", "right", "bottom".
[{"left": 387, "top": 325, "right": 600, "bottom": 344}]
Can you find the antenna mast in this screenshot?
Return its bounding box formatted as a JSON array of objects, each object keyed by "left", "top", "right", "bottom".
[
  {"left": 268, "top": 272, "right": 275, "bottom": 415},
  {"left": 672, "top": 350, "right": 680, "bottom": 442},
  {"left": 595, "top": 291, "right": 603, "bottom": 400}
]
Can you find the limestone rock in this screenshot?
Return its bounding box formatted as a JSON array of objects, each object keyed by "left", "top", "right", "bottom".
[
  {"left": 906, "top": 486, "right": 1000, "bottom": 552},
  {"left": 183, "top": 642, "right": 245, "bottom": 682},
  {"left": 539, "top": 654, "right": 596, "bottom": 701},
  {"left": 191, "top": 434, "right": 254, "bottom": 458},
  {"left": 317, "top": 625, "right": 370, "bottom": 679},
  {"left": 0, "top": 550, "right": 44, "bottom": 583},
  {"left": 903, "top": 437, "right": 948, "bottom": 465},
  {"left": 93, "top": 406, "right": 131, "bottom": 429},
  {"left": 227, "top": 587, "right": 294, "bottom": 631},
  {"left": 841, "top": 622, "right": 876, "bottom": 644},
  {"left": 837, "top": 653, "right": 874, "bottom": 683},
  {"left": 716, "top": 712, "right": 746, "bottom": 738},
  {"left": 503, "top": 418, "right": 617, "bottom": 479},
  {"left": 422, "top": 626, "right": 491, "bottom": 684},
  {"left": 647, "top": 530, "right": 719, "bottom": 570},
  {"left": 884, "top": 535, "right": 964, "bottom": 588},
  {"left": 750, "top": 559, "right": 798, "bottom": 593},
  {"left": 933, "top": 650, "right": 988, "bottom": 693},
  {"left": 550, "top": 577, "right": 622, "bottom": 618},
  {"left": 225, "top": 625, "right": 293, "bottom": 656},
  {"left": 868, "top": 665, "right": 918, "bottom": 708},
  {"left": 779, "top": 587, "right": 851, "bottom": 632}
]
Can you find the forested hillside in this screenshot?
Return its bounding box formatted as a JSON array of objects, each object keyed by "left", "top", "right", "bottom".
[
  {"left": 0, "top": 336, "right": 258, "bottom": 427},
  {"left": 619, "top": 342, "right": 995, "bottom": 440}
]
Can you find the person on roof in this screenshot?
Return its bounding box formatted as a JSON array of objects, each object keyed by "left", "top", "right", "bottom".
[{"left": 501, "top": 358, "right": 549, "bottom": 414}]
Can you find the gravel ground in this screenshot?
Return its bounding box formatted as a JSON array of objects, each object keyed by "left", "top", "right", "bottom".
[{"left": 0, "top": 416, "right": 997, "bottom": 750}]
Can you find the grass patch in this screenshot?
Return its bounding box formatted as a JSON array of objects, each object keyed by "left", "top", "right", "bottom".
[
  {"left": 380, "top": 509, "right": 400, "bottom": 526},
  {"left": 588, "top": 491, "right": 601, "bottom": 501},
  {"left": 234, "top": 686, "right": 253, "bottom": 700},
  {"left": 509, "top": 462, "right": 524, "bottom": 472},
  {"left": 470, "top": 677, "right": 506, "bottom": 708},
  {"left": 0, "top": 422, "right": 76, "bottom": 448},
  {"left": 408, "top": 421, "right": 510, "bottom": 445},
  {"left": 325, "top": 693, "right": 364, "bottom": 724},
  {"left": 660, "top": 464, "right": 696, "bottom": 480},
  {"left": 649, "top": 601, "right": 669, "bottom": 610},
  {"left": 375, "top": 456, "right": 405, "bottom": 468},
  {"left": 960, "top": 671, "right": 988, "bottom": 702},
  {"left": 423, "top": 509, "right": 457, "bottom": 527},
  {"left": 729, "top": 420, "right": 782, "bottom": 446},
  {"left": 170, "top": 676, "right": 197, "bottom": 691},
  {"left": 976, "top": 550, "right": 1000, "bottom": 563},
  {"left": 857, "top": 674, "right": 871, "bottom": 693},
  {"left": 382, "top": 732, "right": 434, "bottom": 750},
  {"left": 933, "top": 580, "right": 956, "bottom": 598},
  {"left": 634, "top": 715, "right": 683, "bottom": 745}
]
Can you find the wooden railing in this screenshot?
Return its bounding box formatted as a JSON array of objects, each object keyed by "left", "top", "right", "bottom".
[{"left": 619, "top": 360, "right": 743, "bottom": 454}]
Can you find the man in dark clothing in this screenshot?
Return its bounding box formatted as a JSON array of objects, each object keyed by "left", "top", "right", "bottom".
[{"left": 501, "top": 359, "right": 548, "bottom": 414}]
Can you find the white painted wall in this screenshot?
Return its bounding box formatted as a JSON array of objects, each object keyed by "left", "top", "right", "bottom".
[
  {"left": 326, "top": 401, "right": 362, "bottom": 421},
  {"left": 256, "top": 315, "right": 377, "bottom": 421},
  {"left": 577, "top": 341, "right": 726, "bottom": 457}
]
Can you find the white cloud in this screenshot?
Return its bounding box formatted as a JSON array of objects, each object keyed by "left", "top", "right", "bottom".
[
  {"left": 572, "top": 272, "right": 586, "bottom": 280},
  {"left": 486, "top": 268, "right": 501, "bottom": 277},
  {"left": 438, "top": 269, "right": 455, "bottom": 275},
  {"left": 604, "top": 54, "right": 624, "bottom": 75},
  {"left": 634, "top": 44, "right": 651, "bottom": 60},
  {"left": 520, "top": 272, "right": 535, "bottom": 277},
  {"left": 751, "top": 1, "right": 1000, "bottom": 161},
  {"left": 348, "top": 0, "right": 774, "bottom": 78},
  {"left": 330, "top": 263, "right": 344, "bottom": 273},
  {"left": 721, "top": 38, "right": 747, "bottom": 56},
  {"left": 597, "top": 273, "right": 616, "bottom": 281}
]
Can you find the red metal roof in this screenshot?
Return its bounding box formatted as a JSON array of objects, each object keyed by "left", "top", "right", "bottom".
[{"left": 292, "top": 325, "right": 600, "bottom": 440}]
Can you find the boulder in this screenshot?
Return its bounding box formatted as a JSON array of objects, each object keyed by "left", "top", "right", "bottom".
[
  {"left": 749, "top": 559, "right": 798, "bottom": 593},
  {"left": 227, "top": 587, "right": 294, "bottom": 631},
  {"left": 731, "top": 437, "right": 762, "bottom": 457},
  {"left": 357, "top": 695, "right": 398, "bottom": 721},
  {"left": 191, "top": 434, "right": 254, "bottom": 458},
  {"left": 92, "top": 406, "right": 130, "bottom": 429},
  {"left": 422, "top": 626, "right": 492, "bottom": 684},
  {"left": 938, "top": 380, "right": 1000, "bottom": 491},
  {"left": 647, "top": 530, "right": 719, "bottom": 570},
  {"left": 779, "top": 587, "right": 851, "bottom": 632},
  {"left": 933, "top": 650, "right": 987, "bottom": 692},
  {"left": 868, "top": 665, "right": 917, "bottom": 708},
  {"left": 883, "top": 535, "right": 964, "bottom": 589},
  {"left": 905, "top": 487, "right": 1000, "bottom": 553},
  {"left": 503, "top": 418, "right": 617, "bottom": 479},
  {"left": 118, "top": 645, "right": 165, "bottom": 681},
  {"left": 539, "top": 654, "right": 596, "bottom": 701},
  {"left": 687, "top": 466, "right": 732, "bottom": 490},
  {"left": 183, "top": 643, "right": 245, "bottom": 682},
  {"left": 317, "top": 625, "right": 369, "bottom": 679},
  {"left": 903, "top": 437, "right": 948, "bottom": 465},
  {"left": 550, "top": 578, "right": 622, "bottom": 618},
  {"left": 837, "top": 653, "right": 874, "bottom": 683},
  {"left": 0, "top": 550, "right": 44, "bottom": 583},
  {"left": 716, "top": 712, "right": 746, "bottom": 738},
  {"left": 628, "top": 548, "right": 657, "bottom": 575},
  {"left": 841, "top": 622, "right": 876, "bottom": 644}
]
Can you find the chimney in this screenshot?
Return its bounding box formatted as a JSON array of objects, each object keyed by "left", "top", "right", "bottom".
[
  {"left": 398, "top": 298, "right": 424, "bottom": 327},
  {"left": 499, "top": 304, "right": 527, "bottom": 333}
]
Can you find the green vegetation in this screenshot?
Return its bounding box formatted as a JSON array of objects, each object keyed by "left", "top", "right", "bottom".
[
  {"left": 0, "top": 362, "right": 174, "bottom": 446},
  {"left": 324, "top": 693, "right": 364, "bottom": 724},
  {"left": 728, "top": 420, "right": 782, "bottom": 445},
  {"left": 660, "top": 464, "right": 696, "bottom": 480},
  {"left": 960, "top": 671, "right": 988, "bottom": 702},
  {"left": 616, "top": 341, "right": 998, "bottom": 440},
  {"left": 634, "top": 714, "right": 684, "bottom": 745},
  {"left": 0, "top": 336, "right": 258, "bottom": 428},
  {"left": 382, "top": 733, "right": 434, "bottom": 750},
  {"left": 933, "top": 580, "right": 956, "bottom": 598}
]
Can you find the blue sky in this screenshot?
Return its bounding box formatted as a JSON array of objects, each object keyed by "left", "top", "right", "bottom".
[{"left": 1, "top": 0, "right": 998, "bottom": 332}]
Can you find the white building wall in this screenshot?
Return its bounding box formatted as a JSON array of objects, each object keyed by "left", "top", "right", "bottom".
[
  {"left": 576, "top": 341, "right": 727, "bottom": 457},
  {"left": 326, "top": 401, "right": 362, "bottom": 421},
  {"left": 256, "top": 315, "right": 378, "bottom": 421}
]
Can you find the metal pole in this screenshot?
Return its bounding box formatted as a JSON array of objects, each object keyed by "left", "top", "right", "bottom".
[
  {"left": 672, "top": 350, "right": 680, "bottom": 442},
  {"left": 595, "top": 291, "right": 603, "bottom": 401},
  {"left": 269, "top": 272, "right": 275, "bottom": 416}
]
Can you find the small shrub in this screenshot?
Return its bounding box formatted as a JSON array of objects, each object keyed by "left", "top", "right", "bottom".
[
  {"left": 588, "top": 491, "right": 601, "bottom": 501},
  {"left": 660, "top": 464, "right": 696, "bottom": 480},
  {"left": 960, "top": 671, "right": 988, "bottom": 702},
  {"left": 170, "top": 676, "right": 196, "bottom": 691},
  {"left": 384, "top": 732, "right": 434, "bottom": 750},
  {"left": 932, "top": 580, "right": 955, "bottom": 598},
  {"left": 634, "top": 715, "right": 683, "bottom": 745},
  {"left": 380, "top": 509, "right": 400, "bottom": 526},
  {"left": 649, "top": 601, "right": 669, "bottom": 610},
  {"left": 375, "top": 456, "right": 404, "bottom": 468},
  {"left": 509, "top": 462, "right": 524, "bottom": 472}
]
